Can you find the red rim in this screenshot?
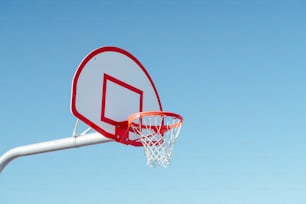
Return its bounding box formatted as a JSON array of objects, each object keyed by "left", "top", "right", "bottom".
[
  {"left": 128, "top": 111, "right": 183, "bottom": 128},
  {"left": 115, "top": 111, "right": 183, "bottom": 146}
]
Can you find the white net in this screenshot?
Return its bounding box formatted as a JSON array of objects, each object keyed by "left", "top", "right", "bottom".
[{"left": 130, "top": 113, "right": 182, "bottom": 167}]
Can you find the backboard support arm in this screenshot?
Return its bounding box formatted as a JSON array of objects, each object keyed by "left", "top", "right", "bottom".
[{"left": 0, "top": 132, "right": 113, "bottom": 173}]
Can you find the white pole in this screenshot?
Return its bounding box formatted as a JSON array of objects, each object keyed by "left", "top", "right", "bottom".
[{"left": 0, "top": 133, "right": 113, "bottom": 173}]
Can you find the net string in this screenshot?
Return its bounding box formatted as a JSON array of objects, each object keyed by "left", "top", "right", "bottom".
[{"left": 130, "top": 114, "right": 182, "bottom": 167}]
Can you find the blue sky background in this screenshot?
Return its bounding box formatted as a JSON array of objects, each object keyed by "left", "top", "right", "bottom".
[{"left": 1, "top": 0, "right": 306, "bottom": 203}]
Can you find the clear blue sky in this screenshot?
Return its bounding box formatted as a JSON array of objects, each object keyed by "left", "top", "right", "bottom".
[{"left": 1, "top": 0, "right": 306, "bottom": 203}]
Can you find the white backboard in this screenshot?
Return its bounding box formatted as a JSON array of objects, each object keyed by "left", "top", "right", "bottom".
[{"left": 71, "top": 47, "right": 162, "bottom": 145}]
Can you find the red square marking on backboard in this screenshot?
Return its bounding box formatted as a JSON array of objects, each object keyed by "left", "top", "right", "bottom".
[{"left": 101, "top": 74, "right": 143, "bottom": 125}]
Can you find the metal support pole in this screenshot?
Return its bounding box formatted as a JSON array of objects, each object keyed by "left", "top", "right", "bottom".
[{"left": 0, "top": 132, "right": 113, "bottom": 173}]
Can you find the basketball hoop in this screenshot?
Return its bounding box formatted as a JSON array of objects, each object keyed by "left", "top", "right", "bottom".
[{"left": 125, "top": 111, "right": 183, "bottom": 167}]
